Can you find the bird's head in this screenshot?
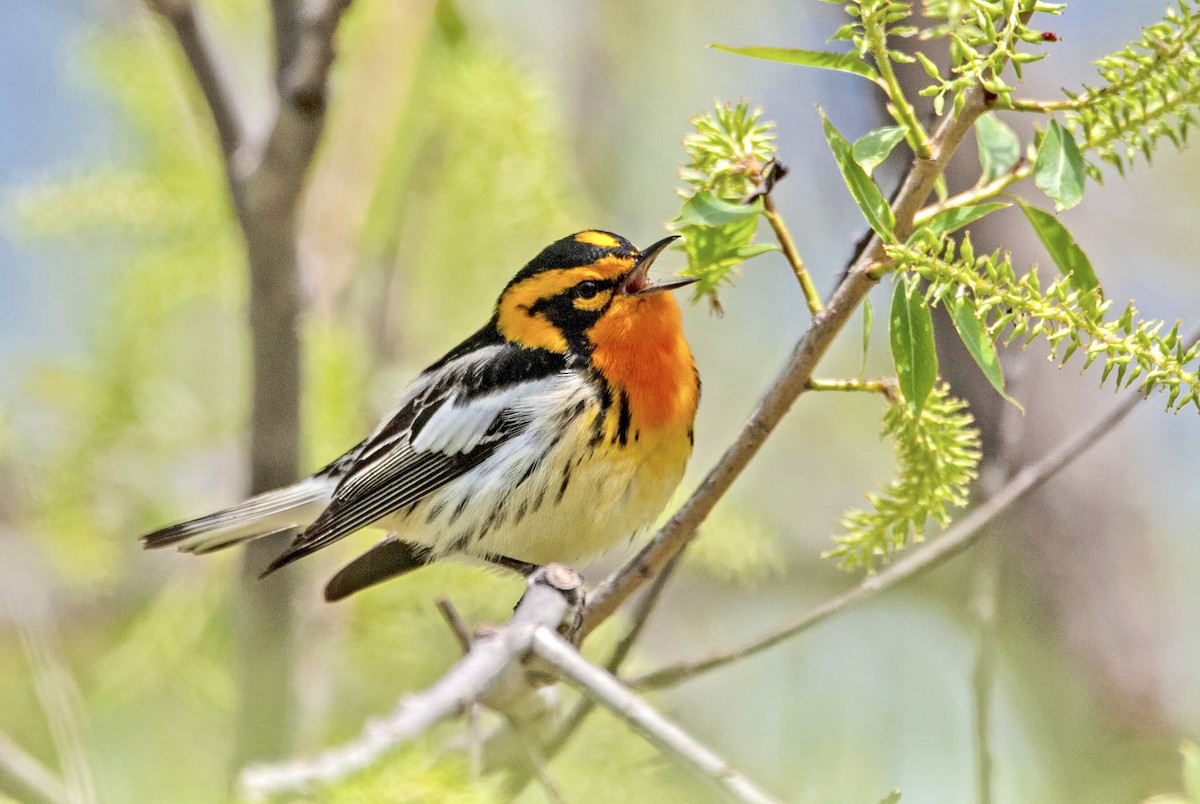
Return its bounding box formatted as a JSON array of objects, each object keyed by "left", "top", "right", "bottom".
[{"left": 496, "top": 231, "right": 695, "bottom": 354}]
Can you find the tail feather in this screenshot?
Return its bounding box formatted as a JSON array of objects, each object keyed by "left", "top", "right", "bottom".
[{"left": 140, "top": 477, "right": 334, "bottom": 555}]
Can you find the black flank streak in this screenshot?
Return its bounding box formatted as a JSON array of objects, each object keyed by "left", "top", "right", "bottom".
[
  {"left": 425, "top": 499, "right": 447, "bottom": 524},
  {"left": 687, "top": 427, "right": 695, "bottom": 447},
  {"left": 589, "top": 375, "right": 613, "bottom": 446},
  {"left": 448, "top": 496, "right": 470, "bottom": 525},
  {"left": 514, "top": 460, "right": 539, "bottom": 490},
  {"left": 514, "top": 500, "right": 528, "bottom": 524},
  {"left": 557, "top": 464, "right": 572, "bottom": 504},
  {"left": 483, "top": 504, "right": 506, "bottom": 535},
  {"left": 540, "top": 428, "right": 565, "bottom": 456},
  {"left": 589, "top": 418, "right": 606, "bottom": 447},
  {"left": 615, "top": 390, "right": 632, "bottom": 446}
]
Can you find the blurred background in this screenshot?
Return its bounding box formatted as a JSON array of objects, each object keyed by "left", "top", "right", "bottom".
[{"left": 3, "top": 1, "right": 1200, "bottom": 802}]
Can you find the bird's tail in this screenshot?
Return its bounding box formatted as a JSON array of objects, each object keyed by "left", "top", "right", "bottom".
[{"left": 140, "top": 476, "right": 335, "bottom": 555}]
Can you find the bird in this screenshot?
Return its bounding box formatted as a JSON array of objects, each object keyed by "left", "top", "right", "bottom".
[{"left": 141, "top": 231, "right": 700, "bottom": 602}]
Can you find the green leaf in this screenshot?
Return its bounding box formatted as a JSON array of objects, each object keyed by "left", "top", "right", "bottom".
[
  {"left": 1034, "top": 120, "right": 1086, "bottom": 211},
  {"left": 861, "top": 296, "right": 874, "bottom": 376},
  {"left": 890, "top": 276, "right": 938, "bottom": 414},
  {"left": 820, "top": 108, "right": 896, "bottom": 241},
  {"left": 879, "top": 792, "right": 903, "bottom": 804},
  {"left": 677, "top": 192, "right": 762, "bottom": 227},
  {"left": 853, "top": 126, "right": 908, "bottom": 176},
  {"left": 975, "top": 113, "right": 1021, "bottom": 182},
  {"left": 947, "top": 298, "right": 1022, "bottom": 410},
  {"left": 709, "top": 44, "right": 879, "bottom": 83},
  {"left": 1016, "top": 199, "right": 1101, "bottom": 298},
  {"left": 925, "top": 202, "right": 1009, "bottom": 239}
]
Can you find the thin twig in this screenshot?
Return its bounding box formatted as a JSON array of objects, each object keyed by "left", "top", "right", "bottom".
[
  {"left": 868, "top": 15, "right": 933, "bottom": 159},
  {"left": 239, "top": 567, "right": 582, "bottom": 797},
  {"left": 0, "top": 729, "right": 67, "bottom": 804},
  {"left": 1004, "top": 98, "right": 1079, "bottom": 113},
  {"left": 914, "top": 162, "right": 1031, "bottom": 226},
  {"left": 436, "top": 597, "right": 473, "bottom": 654},
  {"left": 972, "top": 538, "right": 998, "bottom": 804},
  {"left": 807, "top": 376, "right": 898, "bottom": 398},
  {"left": 530, "top": 628, "right": 781, "bottom": 804},
  {"left": 762, "top": 194, "right": 824, "bottom": 316},
  {"left": 146, "top": 0, "right": 244, "bottom": 165},
  {"left": 626, "top": 338, "right": 1198, "bottom": 690},
  {"left": 580, "top": 82, "right": 996, "bottom": 637},
  {"left": 971, "top": 356, "right": 1025, "bottom": 804}
]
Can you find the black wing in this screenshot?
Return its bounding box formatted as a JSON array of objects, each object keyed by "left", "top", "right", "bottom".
[{"left": 263, "top": 328, "right": 567, "bottom": 575}]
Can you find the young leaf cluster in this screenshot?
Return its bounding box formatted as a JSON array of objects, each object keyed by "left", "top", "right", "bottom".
[
  {"left": 891, "top": 235, "right": 1200, "bottom": 411},
  {"left": 1062, "top": 0, "right": 1200, "bottom": 176},
  {"left": 673, "top": 100, "right": 777, "bottom": 302},
  {"left": 827, "top": 0, "right": 919, "bottom": 63},
  {"left": 828, "top": 384, "right": 982, "bottom": 571},
  {"left": 919, "top": 0, "right": 1064, "bottom": 113}
]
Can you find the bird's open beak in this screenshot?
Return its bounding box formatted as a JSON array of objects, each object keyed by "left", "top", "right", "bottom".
[{"left": 621, "top": 235, "right": 697, "bottom": 296}]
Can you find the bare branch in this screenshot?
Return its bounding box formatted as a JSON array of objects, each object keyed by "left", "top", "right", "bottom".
[
  {"left": 530, "top": 628, "right": 781, "bottom": 804},
  {"left": 0, "top": 729, "right": 66, "bottom": 804},
  {"left": 436, "top": 597, "right": 473, "bottom": 654},
  {"left": 146, "top": 0, "right": 243, "bottom": 165},
  {"left": 497, "top": 554, "right": 686, "bottom": 798},
  {"left": 238, "top": 566, "right": 583, "bottom": 797},
  {"left": 627, "top": 333, "right": 1200, "bottom": 691},
  {"left": 580, "top": 83, "right": 997, "bottom": 637}
]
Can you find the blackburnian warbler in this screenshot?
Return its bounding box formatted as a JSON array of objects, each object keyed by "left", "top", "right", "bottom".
[{"left": 141, "top": 231, "right": 699, "bottom": 601}]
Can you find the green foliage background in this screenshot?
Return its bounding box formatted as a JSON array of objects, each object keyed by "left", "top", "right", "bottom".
[{"left": 3, "top": 1, "right": 1200, "bottom": 802}]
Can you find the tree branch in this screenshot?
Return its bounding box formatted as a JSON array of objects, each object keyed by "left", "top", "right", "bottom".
[
  {"left": 626, "top": 342, "right": 1198, "bottom": 691},
  {"left": 492, "top": 556, "right": 684, "bottom": 799},
  {"left": 530, "top": 628, "right": 781, "bottom": 804},
  {"left": 248, "top": 0, "right": 353, "bottom": 203},
  {"left": 238, "top": 566, "right": 583, "bottom": 797},
  {"left": 146, "top": 0, "right": 243, "bottom": 166},
  {"left": 580, "top": 83, "right": 996, "bottom": 637},
  {"left": 232, "top": 0, "right": 354, "bottom": 770}
]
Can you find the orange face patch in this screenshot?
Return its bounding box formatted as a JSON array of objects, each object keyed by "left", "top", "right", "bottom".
[{"left": 588, "top": 293, "right": 698, "bottom": 433}]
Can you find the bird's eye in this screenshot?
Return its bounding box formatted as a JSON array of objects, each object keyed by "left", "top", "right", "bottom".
[{"left": 575, "top": 281, "right": 600, "bottom": 299}]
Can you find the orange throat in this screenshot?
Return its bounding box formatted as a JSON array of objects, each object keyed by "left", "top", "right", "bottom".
[{"left": 588, "top": 293, "right": 698, "bottom": 435}]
